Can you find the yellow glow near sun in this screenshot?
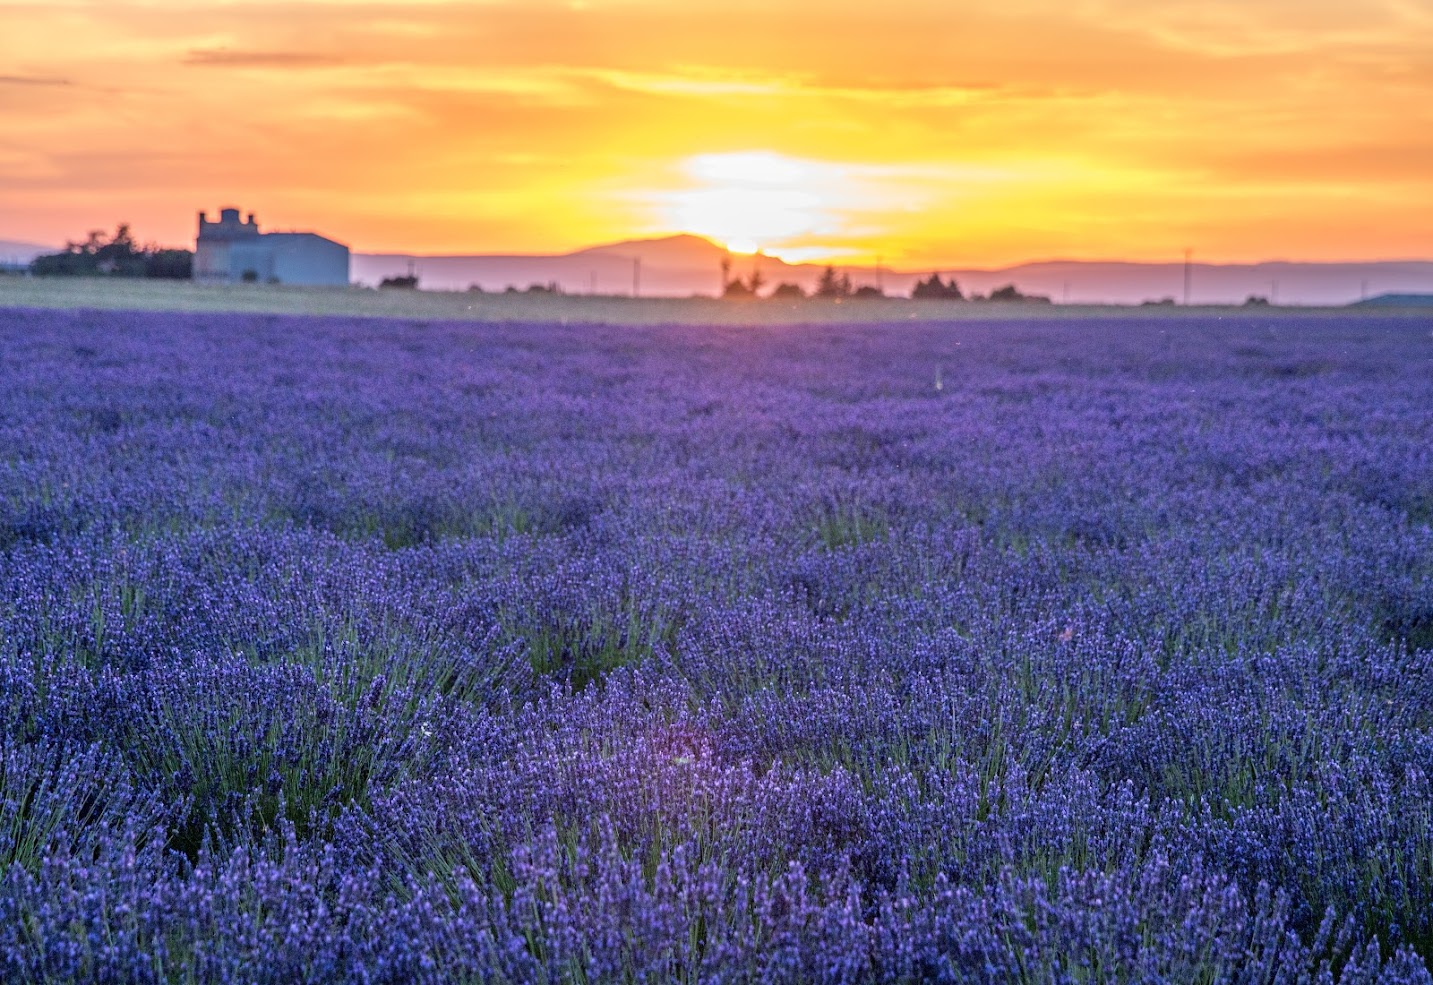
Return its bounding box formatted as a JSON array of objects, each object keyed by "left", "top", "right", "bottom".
[
  {"left": 686, "top": 151, "right": 811, "bottom": 186},
  {"left": 664, "top": 151, "right": 840, "bottom": 256}
]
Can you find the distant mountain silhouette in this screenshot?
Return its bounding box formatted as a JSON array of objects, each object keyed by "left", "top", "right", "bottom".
[
  {"left": 357, "top": 234, "right": 743, "bottom": 299},
  {"left": 1352, "top": 293, "right": 1433, "bottom": 307},
  {"left": 0, "top": 240, "right": 52, "bottom": 264},
  {"left": 980, "top": 259, "right": 1433, "bottom": 307},
  {"left": 353, "top": 235, "right": 1433, "bottom": 305},
  {"left": 572, "top": 233, "right": 730, "bottom": 268}
]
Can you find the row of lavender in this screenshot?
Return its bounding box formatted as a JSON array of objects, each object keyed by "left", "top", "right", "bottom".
[{"left": 1, "top": 307, "right": 1431, "bottom": 982}]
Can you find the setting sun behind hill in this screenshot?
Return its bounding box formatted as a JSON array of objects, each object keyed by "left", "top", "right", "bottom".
[
  {"left": 1, "top": 0, "right": 1431, "bottom": 266},
  {"left": 662, "top": 152, "right": 838, "bottom": 258}
]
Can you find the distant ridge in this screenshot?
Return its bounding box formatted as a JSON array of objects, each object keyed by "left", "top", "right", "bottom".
[
  {"left": 1350, "top": 293, "right": 1433, "bottom": 308},
  {"left": 572, "top": 233, "right": 730, "bottom": 267},
  {"left": 0, "top": 240, "right": 52, "bottom": 264},
  {"left": 353, "top": 235, "right": 1433, "bottom": 306}
]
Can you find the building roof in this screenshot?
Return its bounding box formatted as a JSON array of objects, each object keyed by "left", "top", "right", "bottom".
[
  {"left": 1350, "top": 293, "right": 1433, "bottom": 308},
  {"left": 258, "top": 231, "right": 349, "bottom": 249}
]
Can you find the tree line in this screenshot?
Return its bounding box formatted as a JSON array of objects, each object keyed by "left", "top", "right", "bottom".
[
  {"left": 30, "top": 225, "right": 192, "bottom": 279},
  {"left": 723, "top": 264, "right": 1048, "bottom": 302}
]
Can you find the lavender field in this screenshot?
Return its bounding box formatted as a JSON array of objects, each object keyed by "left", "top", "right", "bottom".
[{"left": 2, "top": 306, "right": 1431, "bottom": 983}]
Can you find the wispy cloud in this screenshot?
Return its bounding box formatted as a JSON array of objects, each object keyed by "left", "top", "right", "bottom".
[
  {"left": 0, "top": 74, "right": 71, "bottom": 87},
  {"left": 183, "top": 48, "right": 344, "bottom": 69},
  {"left": 577, "top": 66, "right": 1026, "bottom": 107}
]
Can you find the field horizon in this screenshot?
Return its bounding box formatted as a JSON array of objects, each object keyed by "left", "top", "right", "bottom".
[{"left": 3, "top": 275, "right": 1426, "bottom": 328}]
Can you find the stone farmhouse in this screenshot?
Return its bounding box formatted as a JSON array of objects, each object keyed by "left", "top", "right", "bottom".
[{"left": 194, "top": 208, "right": 349, "bottom": 286}]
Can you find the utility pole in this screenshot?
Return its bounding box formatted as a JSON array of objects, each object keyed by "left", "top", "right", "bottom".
[
  {"left": 1062, "top": 281, "right": 1070, "bottom": 305},
  {"left": 632, "top": 257, "right": 641, "bottom": 298},
  {"left": 1183, "top": 248, "right": 1192, "bottom": 306}
]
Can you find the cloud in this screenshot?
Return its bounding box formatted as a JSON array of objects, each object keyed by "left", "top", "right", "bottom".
[
  {"left": 576, "top": 66, "right": 1024, "bottom": 107},
  {"left": 1203, "top": 139, "right": 1433, "bottom": 187},
  {"left": 0, "top": 74, "right": 71, "bottom": 87},
  {"left": 183, "top": 48, "right": 343, "bottom": 69}
]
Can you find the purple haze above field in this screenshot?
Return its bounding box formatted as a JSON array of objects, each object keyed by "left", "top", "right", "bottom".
[
  {"left": 0, "top": 240, "right": 50, "bottom": 265},
  {"left": 353, "top": 234, "right": 1433, "bottom": 305}
]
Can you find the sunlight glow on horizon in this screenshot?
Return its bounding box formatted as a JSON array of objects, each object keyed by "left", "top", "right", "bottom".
[
  {"left": 1, "top": 0, "right": 1431, "bottom": 265},
  {"left": 661, "top": 152, "right": 841, "bottom": 258}
]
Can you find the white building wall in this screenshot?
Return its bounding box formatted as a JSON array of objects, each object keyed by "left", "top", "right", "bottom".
[
  {"left": 194, "top": 241, "right": 233, "bottom": 282},
  {"left": 194, "top": 209, "right": 349, "bottom": 286},
  {"left": 228, "top": 241, "right": 276, "bottom": 283},
  {"left": 264, "top": 234, "right": 350, "bottom": 287}
]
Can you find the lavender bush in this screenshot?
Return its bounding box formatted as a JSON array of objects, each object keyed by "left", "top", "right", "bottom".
[{"left": 1, "top": 306, "right": 1430, "bottom": 982}]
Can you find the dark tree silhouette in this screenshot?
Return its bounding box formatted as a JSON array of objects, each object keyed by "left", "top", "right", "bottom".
[
  {"left": 31, "top": 224, "right": 192, "bottom": 279},
  {"left": 988, "top": 284, "right": 1052, "bottom": 303},
  {"left": 721, "top": 255, "right": 766, "bottom": 300},
  {"left": 722, "top": 278, "right": 757, "bottom": 300},
  {"left": 144, "top": 250, "right": 193, "bottom": 279},
  {"left": 768, "top": 282, "right": 806, "bottom": 300},
  {"left": 911, "top": 273, "right": 964, "bottom": 300},
  {"left": 814, "top": 266, "right": 852, "bottom": 298}
]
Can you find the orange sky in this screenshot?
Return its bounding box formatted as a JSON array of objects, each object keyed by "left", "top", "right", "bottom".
[{"left": 2, "top": 0, "right": 1431, "bottom": 266}]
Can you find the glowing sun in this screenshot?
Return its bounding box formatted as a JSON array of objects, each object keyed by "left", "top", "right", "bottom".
[{"left": 664, "top": 151, "right": 838, "bottom": 255}]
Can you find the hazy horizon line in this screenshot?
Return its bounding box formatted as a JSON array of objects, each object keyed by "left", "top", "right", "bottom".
[
  {"left": 350, "top": 233, "right": 1433, "bottom": 271},
  {"left": 7, "top": 229, "right": 1433, "bottom": 272}
]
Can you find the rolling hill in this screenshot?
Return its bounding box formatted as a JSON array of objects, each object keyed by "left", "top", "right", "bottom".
[{"left": 353, "top": 236, "right": 1433, "bottom": 306}]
